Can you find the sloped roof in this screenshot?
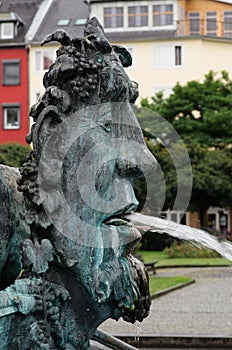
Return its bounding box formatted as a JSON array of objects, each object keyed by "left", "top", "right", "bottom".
[
  {"left": 0, "top": 11, "right": 24, "bottom": 24},
  {"left": 0, "top": 0, "right": 43, "bottom": 45},
  {"left": 105, "top": 29, "right": 176, "bottom": 42},
  {"left": 30, "top": 0, "right": 89, "bottom": 44}
]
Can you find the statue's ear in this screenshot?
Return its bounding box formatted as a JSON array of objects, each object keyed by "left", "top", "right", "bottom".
[
  {"left": 112, "top": 45, "right": 132, "bottom": 67},
  {"left": 32, "top": 106, "right": 61, "bottom": 158}
]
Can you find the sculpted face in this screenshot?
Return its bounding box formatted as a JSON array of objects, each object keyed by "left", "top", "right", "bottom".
[
  {"left": 17, "top": 17, "right": 155, "bottom": 341},
  {"left": 37, "top": 101, "right": 155, "bottom": 324}
]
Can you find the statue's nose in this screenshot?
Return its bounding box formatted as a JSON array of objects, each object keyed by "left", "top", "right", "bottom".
[{"left": 115, "top": 146, "right": 157, "bottom": 179}]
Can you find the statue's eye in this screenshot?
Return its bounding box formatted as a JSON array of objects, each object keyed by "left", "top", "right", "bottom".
[{"left": 101, "top": 122, "right": 112, "bottom": 132}]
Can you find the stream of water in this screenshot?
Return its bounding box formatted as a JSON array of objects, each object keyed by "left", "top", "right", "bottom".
[{"left": 126, "top": 213, "right": 232, "bottom": 261}]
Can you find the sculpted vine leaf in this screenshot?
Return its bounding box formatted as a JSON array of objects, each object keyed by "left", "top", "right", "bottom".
[{"left": 22, "top": 238, "right": 54, "bottom": 274}]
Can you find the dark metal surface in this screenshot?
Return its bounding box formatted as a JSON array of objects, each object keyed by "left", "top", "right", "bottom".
[{"left": 0, "top": 16, "right": 153, "bottom": 349}]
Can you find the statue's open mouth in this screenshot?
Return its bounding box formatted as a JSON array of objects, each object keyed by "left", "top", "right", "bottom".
[
  {"left": 103, "top": 216, "right": 131, "bottom": 226},
  {"left": 101, "top": 205, "right": 142, "bottom": 252}
]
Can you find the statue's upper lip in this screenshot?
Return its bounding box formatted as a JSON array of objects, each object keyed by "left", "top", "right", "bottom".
[
  {"left": 103, "top": 216, "right": 132, "bottom": 227},
  {"left": 100, "top": 204, "right": 141, "bottom": 251},
  {"left": 102, "top": 203, "right": 137, "bottom": 227}
]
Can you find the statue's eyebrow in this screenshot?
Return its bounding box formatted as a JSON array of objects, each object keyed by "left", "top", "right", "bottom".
[{"left": 97, "top": 110, "right": 112, "bottom": 124}]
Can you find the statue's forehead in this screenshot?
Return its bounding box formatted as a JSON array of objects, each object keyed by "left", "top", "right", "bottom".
[{"left": 75, "top": 103, "right": 139, "bottom": 127}]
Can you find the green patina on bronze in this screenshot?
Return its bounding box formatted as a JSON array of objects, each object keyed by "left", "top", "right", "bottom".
[{"left": 0, "top": 18, "right": 154, "bottom": 349}]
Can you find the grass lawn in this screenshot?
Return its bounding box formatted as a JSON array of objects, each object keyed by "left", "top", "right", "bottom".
[
  {"left": 140, "top": 250, "right": 232, "bottom": 267},
  {"left": 138, "top": 250, "right": 231, "bottom": 295},
  {"left": 149, "top": 275, "right": 193, "bottom": 295}
]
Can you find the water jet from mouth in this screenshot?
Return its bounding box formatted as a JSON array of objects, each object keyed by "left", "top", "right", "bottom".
[{"left": 126, "top": 212, "right": 232, "bottom": 261}]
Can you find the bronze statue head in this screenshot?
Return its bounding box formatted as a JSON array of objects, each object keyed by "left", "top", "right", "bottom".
[{"left": 14, "top": 17, "right": 156, "bottom": 349}]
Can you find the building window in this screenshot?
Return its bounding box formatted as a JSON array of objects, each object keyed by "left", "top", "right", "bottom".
[
  {"left": 207, "top": 207, "right": 229, "bottom": 233},
  {"left": 3, "top": 105, "right": 20, "bottom": 129},
  {"left": 219, "top": 212, "right": 228, "bottom": 232},
  {"left": 153, "top": 4, "right": 173, "bottom": 26},
  {"left": 207, "top": 213, "right": 216, "bottom": 229},
  {"left": 75, "top": 18, "right": 87, "bottom": 26},
  {"left": 34, "top": 91, "right": 43, "bottom": 104},
  {"left": 0, "top": 22, "right": 14, "bottom": 39},
  {"left": 35, "top": 50, "right": 54, "bottom": 71},
  {"left": 128, "top": 6, "right": 148, "bottom": 27},
  {"left": 223, "top": 11, "right": 232, "bottom": 37},
  {"left": 57, "top": 19, "right": 70, "bottom": 26},
  {"left": 189, "top": 12, "right": 200, "bottom": 35},
  {"left": 103, "top": 7, "right": 123, "bottom": 28},
  {"left": 206, "top": 11, "right": 217, "bottom": 36},
  {"left": 154, "top": 44, "right": 183, "bottom": 68},
  {"left": 2, "top": 60, "right": 20, "bottom": 85},
  {"left": 175, "top": 46, "right": 182, "bottom": 65}
]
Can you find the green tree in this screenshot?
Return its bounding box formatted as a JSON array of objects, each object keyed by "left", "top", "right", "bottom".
[
  {"left": 140, "top": 71, "right": 232, "bottom": 147},
  {"left": 136, "top": 71, "right": 232, "bottom": 228},
  {"left": 0, "top": 142, "right": 30, "bottom": 167},
  {"left": 188, "top": 144, "right": 232, "bottom": 227}
]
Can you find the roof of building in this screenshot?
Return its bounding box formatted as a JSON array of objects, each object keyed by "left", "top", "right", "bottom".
[
  {"left": 105, "top": 29, "right": 176, "bottom": 42},
  {"left": 29, "top": 0, "right": 89, "bottom": 44},
  {"left": 0, "top": 11, "right": 24, "bottom": 24},
  {"left": 0, "top": 0, "right": 43, "bottom": 45}
]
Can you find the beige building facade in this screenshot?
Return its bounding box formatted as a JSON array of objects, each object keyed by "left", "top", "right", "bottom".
[
  {"left": 90, "top": 0, "right": 232, "bottom": 101},
  {"left": 119, "top": 36, "right": 232, "bottom": 101},
  {"left": 28, "top": 44, "right": 57, "bottom": 108}
]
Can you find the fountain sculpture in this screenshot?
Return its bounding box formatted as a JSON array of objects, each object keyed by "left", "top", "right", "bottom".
[{"left": 0, "top": 17, "right": 155, "bottom": 349}]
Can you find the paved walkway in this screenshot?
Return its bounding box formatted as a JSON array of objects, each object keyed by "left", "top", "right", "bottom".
[{"left": 100, "top": 267, "right": 232, "bottom": 337}]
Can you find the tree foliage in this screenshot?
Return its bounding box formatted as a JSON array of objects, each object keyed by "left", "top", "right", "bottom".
[
  {"left": 136, "top": 71, "right": 232, "bottom": 228},
  {"left": 140, "top": 70, "right": 232, "bottom": 147},
  {"left": 188, "top": 143, "right": 232, "bottom": 226},
  {"left": 0, "top": 142, "right": 30, "bottom": 167}
]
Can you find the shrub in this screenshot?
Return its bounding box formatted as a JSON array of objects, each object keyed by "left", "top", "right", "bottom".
[
  {"left": 0, "top": 142, "right": 30, "bottom": 167},
  {"left": 164, "top": 241, "right": 220, "bottom": 258},
  {"left": 141, "top": 230, "right": 173, "bottom": 251}
]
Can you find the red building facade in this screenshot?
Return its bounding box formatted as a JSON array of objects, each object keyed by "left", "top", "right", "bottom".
[
  {"left": 0, "top": 0, "right": 43, "bottom": 145},
  {"left": 0, "top": 46, "right": 29, "bottom": 144}
]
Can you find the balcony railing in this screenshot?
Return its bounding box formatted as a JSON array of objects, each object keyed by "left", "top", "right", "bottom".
[{"left": 175, "top": 18, "right": 232, "bottom": 38}]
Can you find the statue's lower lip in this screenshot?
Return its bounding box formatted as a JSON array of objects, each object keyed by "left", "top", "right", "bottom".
[{"left": 101, "top": 217, "right": 142, "bottom": 251}]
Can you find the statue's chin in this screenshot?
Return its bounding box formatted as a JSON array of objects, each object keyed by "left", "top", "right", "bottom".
[
  {"left": 49, "top": 222, "right": 150, "bottom": 325},
  {"left": 100, "top": 223, "right": 150, "bottom": 324},
  {"left": 122, "top": 254, "right": 151, "bottom": 323},
  {"left": 80, "top": 242, "right": 151, "bottom": 325}
]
